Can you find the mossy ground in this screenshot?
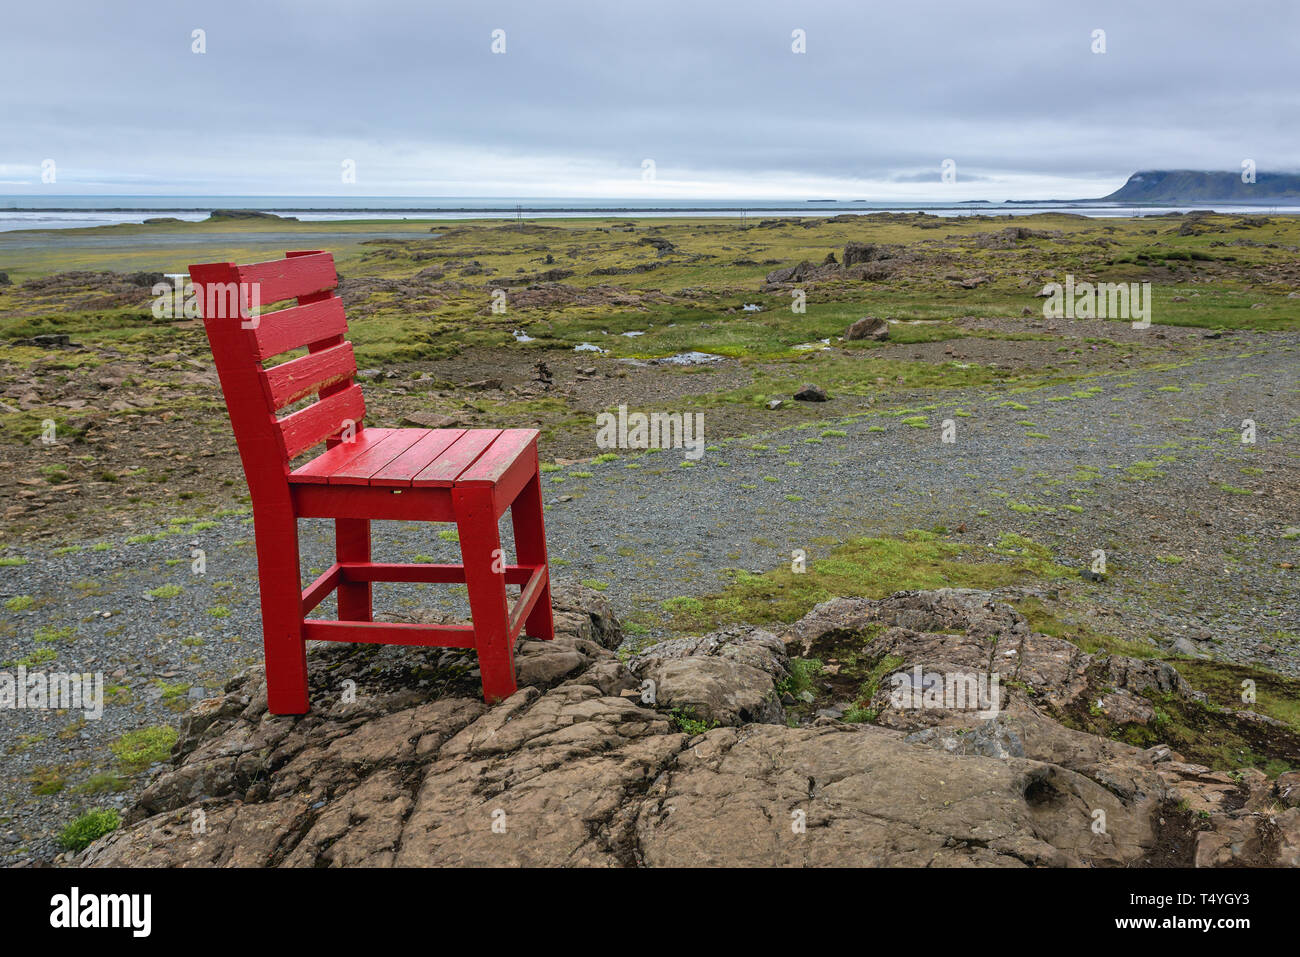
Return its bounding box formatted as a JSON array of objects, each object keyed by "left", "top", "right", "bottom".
[{"left": 658, "top": 528, "right": 1071, "bottom": 633}]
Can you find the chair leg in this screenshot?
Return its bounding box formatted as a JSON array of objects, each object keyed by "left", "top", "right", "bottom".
[
  {"left": 510, "top": 469, "right": 554, "bottom": 641},
  {"left": 335, "top": 518, "right": 373, "bottom": 621},
  {"left": 452, "top": 487, "right": 516, "bottom": 703},
  {"left": 254, "top": 510, "right": 309, "bottom": 714}
]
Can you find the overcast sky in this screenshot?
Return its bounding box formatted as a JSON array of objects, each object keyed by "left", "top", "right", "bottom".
[{"left": 2, "top": 0, "right": 1298, "bottom": 200}]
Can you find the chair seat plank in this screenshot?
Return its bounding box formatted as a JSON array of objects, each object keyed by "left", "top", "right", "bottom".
[
  {"left": 367, "top": 429, "right": 466, "bottom": 485},
  {"left": 456, "top": 429, "right": 538, "bottom": 487},
  {"left": 327, "top": 429, "right": 428, "bottom": 485},
  {"left": 410, "top": 429, "right": 501, "bottom": 487},
  {"left": 279, "top": 383, "right": 365, "bottom": 460},
  {"left": 289, "top": 427, "right": 398, "bottom": 483}
]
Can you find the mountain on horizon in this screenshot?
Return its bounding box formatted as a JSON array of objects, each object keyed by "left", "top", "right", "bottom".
[{"left": 1102, "top": 169, "right": 1300, "bottom": 204}]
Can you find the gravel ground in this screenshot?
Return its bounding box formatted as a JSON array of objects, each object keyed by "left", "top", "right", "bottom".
[{"left": 2, "top": 337, "right": 1298, "bottom": 862}]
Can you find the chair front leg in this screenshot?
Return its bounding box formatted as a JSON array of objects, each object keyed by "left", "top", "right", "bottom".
[
  {"left": 335, "top": 517, "right": 373, "bottom": 621},
  {"left": 452, "top": 487, "right": 517, "bottom": 703}
]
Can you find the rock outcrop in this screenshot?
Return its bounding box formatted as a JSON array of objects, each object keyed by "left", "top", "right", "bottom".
[
  {"left": 80, "top": 587, "right": 1300, "bottom": 868},
  {"left": 844, "top": 316, "right": 890, "bottom": 341}
]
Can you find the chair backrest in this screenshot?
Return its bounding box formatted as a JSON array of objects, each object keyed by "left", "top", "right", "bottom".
[{"left": 191, "top": 250, "right": 365, "bottom": 498}]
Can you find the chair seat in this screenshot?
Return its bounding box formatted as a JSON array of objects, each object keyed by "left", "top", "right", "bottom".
[{"left": 289, "top": 427, "right": 538, "bottom": 489}]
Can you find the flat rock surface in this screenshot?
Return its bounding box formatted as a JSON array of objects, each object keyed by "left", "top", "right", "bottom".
[{"left": 73, "top": 588, "right": 1299, "bottom": 868}]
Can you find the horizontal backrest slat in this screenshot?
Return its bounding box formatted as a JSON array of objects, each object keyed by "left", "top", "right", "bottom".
[
  {"left": 262, "top": 342, "right": 356, "bottom": 410},
  {"left": 237, "top": 251, "right": 337, "bottom": 307},
  {"left": 250, "top": 296, "right": 348, "bottom": 360},
  {"left": 279, "top": 384, "right": 366, "bottom": 460}
]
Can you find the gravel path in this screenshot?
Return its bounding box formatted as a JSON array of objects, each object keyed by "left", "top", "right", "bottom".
[{"left": 3, "top": 338, "right": 1298, "bottom": 861}]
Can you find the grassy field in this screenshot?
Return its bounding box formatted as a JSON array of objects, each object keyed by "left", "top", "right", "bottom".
[{"left": 0, "top": 208, "right": 1296, "bottom": 544}]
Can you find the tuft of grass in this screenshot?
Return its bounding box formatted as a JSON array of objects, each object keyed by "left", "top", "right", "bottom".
[
  {"left": 110, "top": 725, "right": 178, "bottom": 771},
  {"left": 668, "top": 707, "right": 717, "bottom": 736},
  {"left": 28, "top": 766, "right": 67, "bottom": 796},
  {"left": 58, "top": 808, "right": 121, "bottom": 852}
]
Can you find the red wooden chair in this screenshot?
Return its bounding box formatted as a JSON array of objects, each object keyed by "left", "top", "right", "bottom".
[{"left": 191, "top": 250, "right": 553, "bottom": 715}]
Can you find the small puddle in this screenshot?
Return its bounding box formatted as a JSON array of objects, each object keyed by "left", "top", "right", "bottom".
[
  {"left": 512, "top": 329, "right": 535, "bottom": 342},
  {"left": 574, "top": 342, "right": 608, "bottom": 353},
  {"left": 792, "top": 338, "right": 832, "bottom": 351},
  {"left": 651, "top": 351, "right": 726, "bottom": 366}
]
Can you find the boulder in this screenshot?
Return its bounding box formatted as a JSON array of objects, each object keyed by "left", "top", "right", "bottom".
[
  {"left": 793, "top": 384, "right": 828, "bottom": 402},
  {"left": 1276, "top": 771, "right": 1300, "bottom": 808},
  {"left": 845, "top": 316, "right": 889, "bottom": 341},
  {"left": 400, "top": 412, "right": 462, "bottom": 429},
  {"left": 764, "top": 261, "right": 816, "bottom": 284},
  {"left": 627, "top": 625, "right": 790, "bottom": 726},
  {"left": 843, "top": 242, "right": 888, "bottom": 267}
]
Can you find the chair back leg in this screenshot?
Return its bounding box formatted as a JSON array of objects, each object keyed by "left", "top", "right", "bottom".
[
  {"left": 253, "top": 509, "right": 310, "bottom": 714},
  {"left": 452, "top": 486, "right": 517, "bottom": 702},
  {"left": 510, "top": 470, "right": 555, "bottom": 641},
  {"left": 335, "top": 517, "right": 373, "bottom": 621}
]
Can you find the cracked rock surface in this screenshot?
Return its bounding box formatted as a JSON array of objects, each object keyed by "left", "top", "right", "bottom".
[{"left": 79, "top": 587, "right": 1299, "bottom": 867}]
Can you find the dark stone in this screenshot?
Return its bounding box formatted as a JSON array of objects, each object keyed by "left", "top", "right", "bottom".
[{"left": 793, "top": 384, "right": 828, "bottom": 402}]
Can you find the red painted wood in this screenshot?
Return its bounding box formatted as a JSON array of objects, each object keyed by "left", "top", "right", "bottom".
[
  {"left": 411, "top": 429, "right": 501, "bottom": 487},
  {"left": 457, "top": 429, "right": 538, "bottom": 486},
  {"left": 453, "top": 484, "right": 517, "bottom": 702},
  {"left": 337, "top": 562, "right": 539, "bottom": 586},
  {"left": 194, "top": 250, "right": 553, "bottom": 713},
  {"left": 301, "top": 564, "right": 341, "bottom": 614},
  {"left": 335, "top": 517, "right": 372, "bottom": 622},
  {"left": 193, "top": 257, "right": 308, "bottom": 714},
  {"left": 327, "top": 429, "right": 426, "bottom": 485},
  {"left": 288, "top": 427, "right": 399, "bottom": 484},
  {"left": 262, "top": 341, "right": 356, "bottom": 410},
  {"left": 508, "top": 450, "right": 555, "bottom": 642},
  {"left": 237, "top": 251, "right": 337, "bottom": 306},
  {"left": 279, "top": 384, "right": 365, "bottom": 460},
  {"left": 508, "top": 564, "right": 549, "bottom": 640},
  {"left": 367, "top": 429, "right": 466, "bottom": 485},
  {"left": 292, "top": 484, "right": 457, "bottom": 523},
  {"left": 303, "top": 620, "right": 475, "bottom": 648},
  {"left": 251, "top": 297, "right": 349, "bottom": 361}
]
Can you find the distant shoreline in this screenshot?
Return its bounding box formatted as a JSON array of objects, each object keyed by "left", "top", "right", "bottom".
[
  {"left": 4, "top": 198, "right": 1300, "bottom": 234},
  {"left": 2, "top": 201, "right": 1296, "bottom": 214}
]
